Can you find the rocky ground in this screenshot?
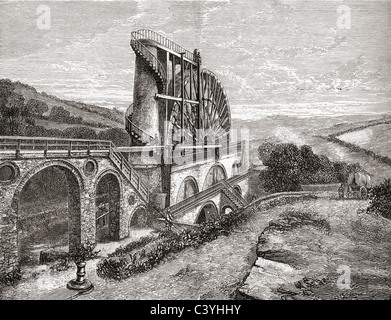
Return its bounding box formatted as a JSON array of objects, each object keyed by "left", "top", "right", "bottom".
[
  {"left": 1, "top": 197, "right": 389, "bottom": 300},
  {"left": 239, "top": 199, "right": 391, "bottom": 300}
]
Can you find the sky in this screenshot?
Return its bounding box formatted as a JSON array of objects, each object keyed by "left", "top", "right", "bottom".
[{"left": 1, "top": 0, "right": 390, "bottom": 119}]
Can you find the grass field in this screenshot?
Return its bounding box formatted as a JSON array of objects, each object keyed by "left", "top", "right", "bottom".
[
  {"left": 246, "top": 113, "right": 391, "bottom": 185},
  {"left": 337, "top": 123, "right": 391, "bottom": 159}
]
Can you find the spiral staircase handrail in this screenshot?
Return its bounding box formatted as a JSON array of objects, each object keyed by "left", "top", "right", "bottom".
[{"left": 131, "top": 32, "right": 167, "bottom": 82}]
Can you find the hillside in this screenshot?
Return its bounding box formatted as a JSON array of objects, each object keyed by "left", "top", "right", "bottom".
[
  {"left": 240, "top": 111, "right": 391, "bottom": 185},
  {"left": 1, "top": 79, "right": 125, "bottom": 134}
]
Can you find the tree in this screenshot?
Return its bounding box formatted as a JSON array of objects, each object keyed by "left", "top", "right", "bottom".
[
  {"left": 0, "top": 92, "right": 34, "bottom": 135},
  {"left": 25, "top": 125, "right": 49, "bottom": 137},
  {"left": 258, "top": 142, "right": 341, "bottom": 192},
  {"left": 333, "top": 161, "right": 349, "bottom": 183},
  {"left": 97, "top": 127, "right": 130, "bottom": 147},
  {"left": 258, "top": 142, "right": 277, "bottom": 164},
  {"left": 25, "top": 99, "right": 49, "bottom": 117},
  {"left": 0, "top": 79, "right": 15, "bottom": 110},
  {"left": 48, "top": 106, "right": 71, "bottom": 123},
  {"left": 367, "top": 179, "right": 391, "bottom": 219},
  {"left": 299, "top": 145, "right": 321, "bottom": 174},
  {"left": 262, "top": 143, "right": 303, "bottom": 192},
  {"left": 62, "top": 127, "right": 97, "bottom": 140}
]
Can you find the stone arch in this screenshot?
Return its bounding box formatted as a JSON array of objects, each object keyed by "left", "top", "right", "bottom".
[
  {"left": 221, "top": 204, "right": 234, "bottom": 215},
  {"left": 176, "top": 176, "right": 199, "bottom": 203},
  {"left": 13, "top": 160, "right": 84, "bottom": 199},
  {"left": 233, "top": 185, "right": 242, "bottom": 196},
  {"left": 95, "top": 171, "right": 121, "bottom": 242},
  {"left": 10, "top": 160, "right": 83, "bottom": 264},
  {"left": 202, "top": 163, "right": 227, "bottom": 190},
  {"left": 94, "top": 169, "right": 123, "bottom": 194},
  {"left": 129, "top": 205, "right": 148, "bottom": 229},
  {"left": 196, "top": 201, "right": 219, "bottom": 224}
]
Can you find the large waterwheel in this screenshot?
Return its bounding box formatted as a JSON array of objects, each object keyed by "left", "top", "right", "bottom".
[{"left": 168, "top": 68, "right": 231, "bottom": 145}]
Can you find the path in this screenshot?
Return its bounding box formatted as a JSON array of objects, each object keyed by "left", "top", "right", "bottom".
[
  {"left": 1, "top": 203, "right": 280, "bottom": 300},
  {"left": 3, "top": 197, "right": 387, "bottom": 300}
]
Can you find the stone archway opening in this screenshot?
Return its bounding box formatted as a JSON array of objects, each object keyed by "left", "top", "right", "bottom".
[
  {"left": 234, "top": 185, "right": 242, "bottom": 196},
  {"left": 15, "top": 165, "right": 81, "bottom": 267},
  {"left": 222, "top": 205, "right": 234, "bottom": 215},
  {"left": 95, "top": 173, "right": 121, "bottom": 243},
  {"left": 203, "top": 164, "right": 227, "bottom": 190},
  {"left": 196, "top": 202, "right": 218, "bottom": 224},
  {"left": 232, "top": 161, "right": 241, "bottom": 176},
  {"left": 129, "top": 207, "right": 148, "bottom": 229},
  {"left": 176, "top": 176, "right": 199, "bottom": 203}
]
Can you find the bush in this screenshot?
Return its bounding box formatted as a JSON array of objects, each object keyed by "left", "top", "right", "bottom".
[
  {"left": 97, "top": 208, "right": 251, "bottom": 280},
  {"left": 25, "top": 99, "right": 49, "bottom": 117},
  {"left": 45, "top": 241, "right": 100, "bottom": 272},
  {"left": 0, "top": 267, "right": 22, "bottom": 287},
  {"left": 108, "top": 234, "right": 159, "bottom": 258},
  {"left": 258, "top": 143, "right": 344, "bottom": 192},
  {"left": 367, "top": 179, "right": 391, "bottom": 219}
]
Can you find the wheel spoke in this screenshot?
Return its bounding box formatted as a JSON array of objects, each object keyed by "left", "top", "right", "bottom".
[{"left": 169, "top": 69, "right": 230, "bottom": 145}]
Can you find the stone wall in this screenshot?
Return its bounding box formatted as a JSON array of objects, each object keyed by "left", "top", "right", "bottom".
[{"left": 132, "top": 52, "right": 160, "bottom": 143}]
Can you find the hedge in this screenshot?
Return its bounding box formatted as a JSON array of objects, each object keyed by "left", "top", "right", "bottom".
[
  {"left": 96, "top": 194, "right": 316, "bottom": 281},
  {"left": 319, "top": 135, "right": 391, "bottom": 166},
  {"left": 96, "top": 207, "right": 252, "bottom": 280}
]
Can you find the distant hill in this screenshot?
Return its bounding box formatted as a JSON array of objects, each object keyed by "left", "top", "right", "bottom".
[
  {"left": 1, "top": 78, "right": 125, "bottom": 132},
  {"left": 0, "top": 79, "right": 131, "bottom": 145}
]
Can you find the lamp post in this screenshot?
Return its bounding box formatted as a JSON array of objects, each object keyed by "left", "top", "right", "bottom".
[{"left": 67, "top": 260, "right": 94, "bottom": 293}]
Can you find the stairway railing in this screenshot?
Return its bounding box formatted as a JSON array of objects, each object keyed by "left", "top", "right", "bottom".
[
  {"left": 221, "top": 180, "right": 247, "bottom": 207},
  {"left": 108, "top": 142, "right": 149, "bottom": 202},
  {"left": 125, "top": 116, "right": 154, "bottom": 144},
  {"left": 130, "top": 31, "right": 167, "bottom": 83}
]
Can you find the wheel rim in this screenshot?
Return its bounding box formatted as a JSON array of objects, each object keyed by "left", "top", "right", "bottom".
[{"left": 169, "top": 69, "right": 231, "bottom": 144}]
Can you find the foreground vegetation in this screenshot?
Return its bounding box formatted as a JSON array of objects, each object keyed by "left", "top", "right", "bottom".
[{"left": 97, "top": 207, "right": 253, "bottom": 280}]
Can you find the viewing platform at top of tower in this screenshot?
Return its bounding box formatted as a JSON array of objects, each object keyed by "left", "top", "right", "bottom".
[{"left": 131, "top": 29, "right": 201, "bottom": 66}]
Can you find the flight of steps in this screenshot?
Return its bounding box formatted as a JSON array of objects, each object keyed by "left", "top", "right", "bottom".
[
  {"left": 130, "top": 38, "right": 166, "bottom": 93},
  {"left": 221, "top": 180, "right": 247, "bottom": 210}
]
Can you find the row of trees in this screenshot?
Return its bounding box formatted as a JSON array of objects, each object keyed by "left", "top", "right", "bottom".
[
  {"left": 0, "top": 80, "right": 35, "bottom": 136},
  {"left": 258, "top": 142, "right": 352, "bottom": 193}
]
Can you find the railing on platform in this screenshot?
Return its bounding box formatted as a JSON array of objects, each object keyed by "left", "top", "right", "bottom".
[
  {"left": 0, "top": 136, "right": 112, "bottom": 157},
  {"left": 170, "top": 141, "right": 243, "bottom": 167},
  {"left": 132, "top": 29, "right": 196, "bottom": 62}
]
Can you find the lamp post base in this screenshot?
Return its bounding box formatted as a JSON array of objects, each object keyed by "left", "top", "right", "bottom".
[
  {"left": 67, "top": 279, "right": 94, "bottom": 293},
  {"left": 67, "top": 261, "right": 94, "bottom": 294}
]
